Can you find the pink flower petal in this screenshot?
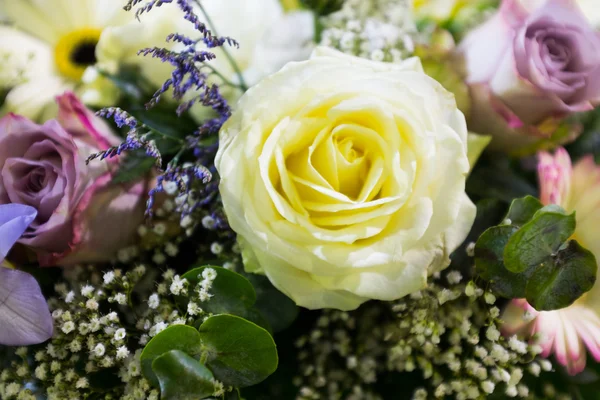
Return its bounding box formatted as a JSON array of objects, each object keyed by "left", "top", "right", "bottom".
[
  {"left": 56, "top": 92, "right": 120, "bottom": 150},
  {"left": 537, "top": 147, "right": 572, "bottom": 206}
]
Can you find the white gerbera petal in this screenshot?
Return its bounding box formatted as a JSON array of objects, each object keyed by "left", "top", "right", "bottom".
[
  {"left": 3, "top": 77, "right": 72, "bottom": 121},
  {"left": 0, "top": 0, "right": 62, "bottom": 44},
  {"left": 95, "top": 2, "right": 185, "bottom": 87},
  {"left": 0, "top": 26, "right": 54, "bottom": 88},
  {"left": 0, "top": 0, "right": 185, "bottom": 118}
]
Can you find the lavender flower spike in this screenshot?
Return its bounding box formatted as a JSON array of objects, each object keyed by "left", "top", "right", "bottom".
[{"left": 0, "top": 204, "right": 53, "bottom": 346}]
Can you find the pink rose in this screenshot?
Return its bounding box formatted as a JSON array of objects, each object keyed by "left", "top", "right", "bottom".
[
  {"left": 458, "top": 0, "right": 600, "bottom": 151},
  {"left": 0, "top": 92, "right": 148, "bottom": 266}
]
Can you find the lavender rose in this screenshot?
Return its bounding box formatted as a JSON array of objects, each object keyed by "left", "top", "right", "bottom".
[
  {"left": 458, "top": 0, "right": 600, "bottom": 151},
  {"left": 0, "top": 93, "right": 148, "bottom": 266}
]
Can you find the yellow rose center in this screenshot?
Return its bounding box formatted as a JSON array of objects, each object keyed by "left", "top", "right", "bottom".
[
  {"left": 54, "top": 28, "right": 103, "bottom": 81},
  {"left": 267, "top": 94, "right": 415, "bottom": 233}
]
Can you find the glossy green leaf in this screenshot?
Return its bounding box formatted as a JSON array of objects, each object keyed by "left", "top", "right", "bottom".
[
  {"left": 198, "top": 314, "right": 278, "bottom": 387},
  {"left": 526, "top": 240, "right": 597, "bottom": 311},
  {"left": 503, "top": 206, "right": 575, "bottom": 273},
  {"left": 152, "top": 350, "right": 215, "bottom": 400},
  {"left": 504, "top": 196, "right": 543, "bottom": 227},
  {"left": 182, "top": 266, "right": 256, "bottom": 313},
  {"left": 474, "top": 225, "right": 530, "bottom": 298},
  {"left": 129, "top": 105, "right": 198, "bottom": 141},
  {"left": 180, "top": 266, "right": 271, "bottom": 331},
  {"left": 141, "top": 325, "right": 202, "bottom": 387}
]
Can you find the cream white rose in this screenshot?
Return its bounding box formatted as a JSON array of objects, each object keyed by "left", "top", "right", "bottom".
[{"left": 216, "top": 48, "right": 476, "bottom": 310}]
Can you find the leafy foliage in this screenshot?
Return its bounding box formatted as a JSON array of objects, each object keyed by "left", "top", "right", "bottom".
[
  {"left": 153, "top": 350, "right": 216, "bottom": 400},
  {"left": 141, "top": 325, "right": 203, "bottom": 387},
  {"left": 198, "top": 315, "right": 278, "bottom": 387},
  {"left": 474, "top": 196, "right": 597, "bottom": 310},
  {"left": 140, "top": 266, "right": 279, "bottom": 399},
  {"left": 178, "top": 265, "right": 271, "bottom": 331}
]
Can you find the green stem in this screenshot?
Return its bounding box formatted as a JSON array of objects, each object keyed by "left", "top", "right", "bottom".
[
  {"left": 169, "top": 147, "right": 187, "bottom": 168},
  {"left": 314, "top": 12, "right": 324, "bottom": 44},
  {"left": 195, "top": 0, "right": 249, "bottom": 92},
  {"left": 199, "top": 349, "right": 209, "bottom": 365},
  {"left": 201, "top": 62, "right": 244, "bottom": 90}
]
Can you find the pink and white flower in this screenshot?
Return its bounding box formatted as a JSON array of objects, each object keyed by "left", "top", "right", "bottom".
[{"left": 502, "top": 148, "right": 600, "bottom": 375}]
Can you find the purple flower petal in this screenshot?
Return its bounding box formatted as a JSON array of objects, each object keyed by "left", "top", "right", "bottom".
[
  {"left": 0, "top": 204, "right": 37, "bottom": 260},
  {"left": 0, "top": 268, "right": 53, "bottom": 345}
]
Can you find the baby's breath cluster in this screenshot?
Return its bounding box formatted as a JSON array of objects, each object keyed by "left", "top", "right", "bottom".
[
  {"left": 319, "top": 0, "right": 417, "bottom": 62},
  {"left": 0, "top": 266, "right": 221, "bottom": 399},
  {"left": 294, "top": 272, "right": 566, "bottom": 400},
  {"left": 115, "top": 184, "right": 235, "bottom": 268}
]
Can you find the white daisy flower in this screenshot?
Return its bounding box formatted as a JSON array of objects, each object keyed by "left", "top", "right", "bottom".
[{"left": 0, "top": 0, "right": 184, "bottom": 120}]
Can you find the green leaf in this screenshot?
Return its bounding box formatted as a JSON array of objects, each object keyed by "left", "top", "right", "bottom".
[
  {"left": 246, "top": 274, "right": 299, "bottom": 333},
  {"left": 526, "top": 240, "right": 597, "bottom": 311},
  {"left": 504, "top": 196, "right": 543, "bottom": 227},
  {"left": 112, "top": 151, "right": 156, "bottom": 184},
  {"left": 141, "top": 325, "right": 203, "bottom": 387},
  {"left": 475, "top": 225, "right": 530, "bottom": 298},
  {"left": 503, "top": 206, "right": 576, "bottom": 273},
  {"left": 152, "top": 350, "right": 215, "bottom": 400},
  {"left": 129, "top": 105, "right": 198, "bottom": 141},
  {"left": 182, "top": 266, "right": 256, "bottom": 313},
  {"left": 99, "top": 65, "right": 150, "bottom": 101},
  {"left": 180, "top": 266, "right": 271, "bottom": 331},
  {"left": 198, "top": 314, "right": 278, "bottom": 387}
]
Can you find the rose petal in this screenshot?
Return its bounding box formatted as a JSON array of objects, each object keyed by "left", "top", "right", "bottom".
[
  {"left": 458, "top": 0, "right": 528, "bottom": 84},
  {"left": 56, "top": 92, "right": 120, "bottom": 149},
  {"left": 44, "top": 173, "right": 147, "bottom": 266}
]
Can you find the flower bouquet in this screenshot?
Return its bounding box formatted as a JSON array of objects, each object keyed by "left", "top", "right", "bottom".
[{"left": 2, "top": 0, "right": 600, "bottom": 398}]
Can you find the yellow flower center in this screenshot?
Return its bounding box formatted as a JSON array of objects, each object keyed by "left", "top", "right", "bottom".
[{"left": 54, "top": 28, "right": 103, "bottom": 81}]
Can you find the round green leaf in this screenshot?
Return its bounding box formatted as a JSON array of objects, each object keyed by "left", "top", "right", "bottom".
[
  {"left": 181, "top": 266, "right": 270, "bottom": 331},
  {"left": 504, "top": 196, "right": 543, "bottom": 227},
  {"left": 504, "top": 207, "right": 576, "bottom": 273},
  {"left": 475, "top": 225, "right": 530, "bottom": 298},
  {"left": 141, "top": 325, "right": 203, "bottom": 387},
  {"left": 526, "top": 240, "right": 597, "bottom": 311},
  {"left": 181, "top": 266, "right": 256, "bottom": 313},
  {"left": 198, "top": 314, "right": 278, "bottom": 387},
  {"left": 153, "top": 350, "right": 215, "bottom": 400}
]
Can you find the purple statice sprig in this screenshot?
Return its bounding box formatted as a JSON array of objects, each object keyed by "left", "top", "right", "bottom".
[
  {"left": 137, "top": 46, "right": 221, "bottom": 113},
  {"left": 89, "top": 0, "right": 244, "bottom": 223},
  {"left": 96, "top": 107, "right": 139, "bottom": 129},
  {"left": 147, "top": 162, "right": 214, "bottom": 219},
  {"left": 124, "top": 0, "right": 239, "bottom": 49},
  {"left": 86, "top": 108, "right": 163, "bottom": 167}
]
